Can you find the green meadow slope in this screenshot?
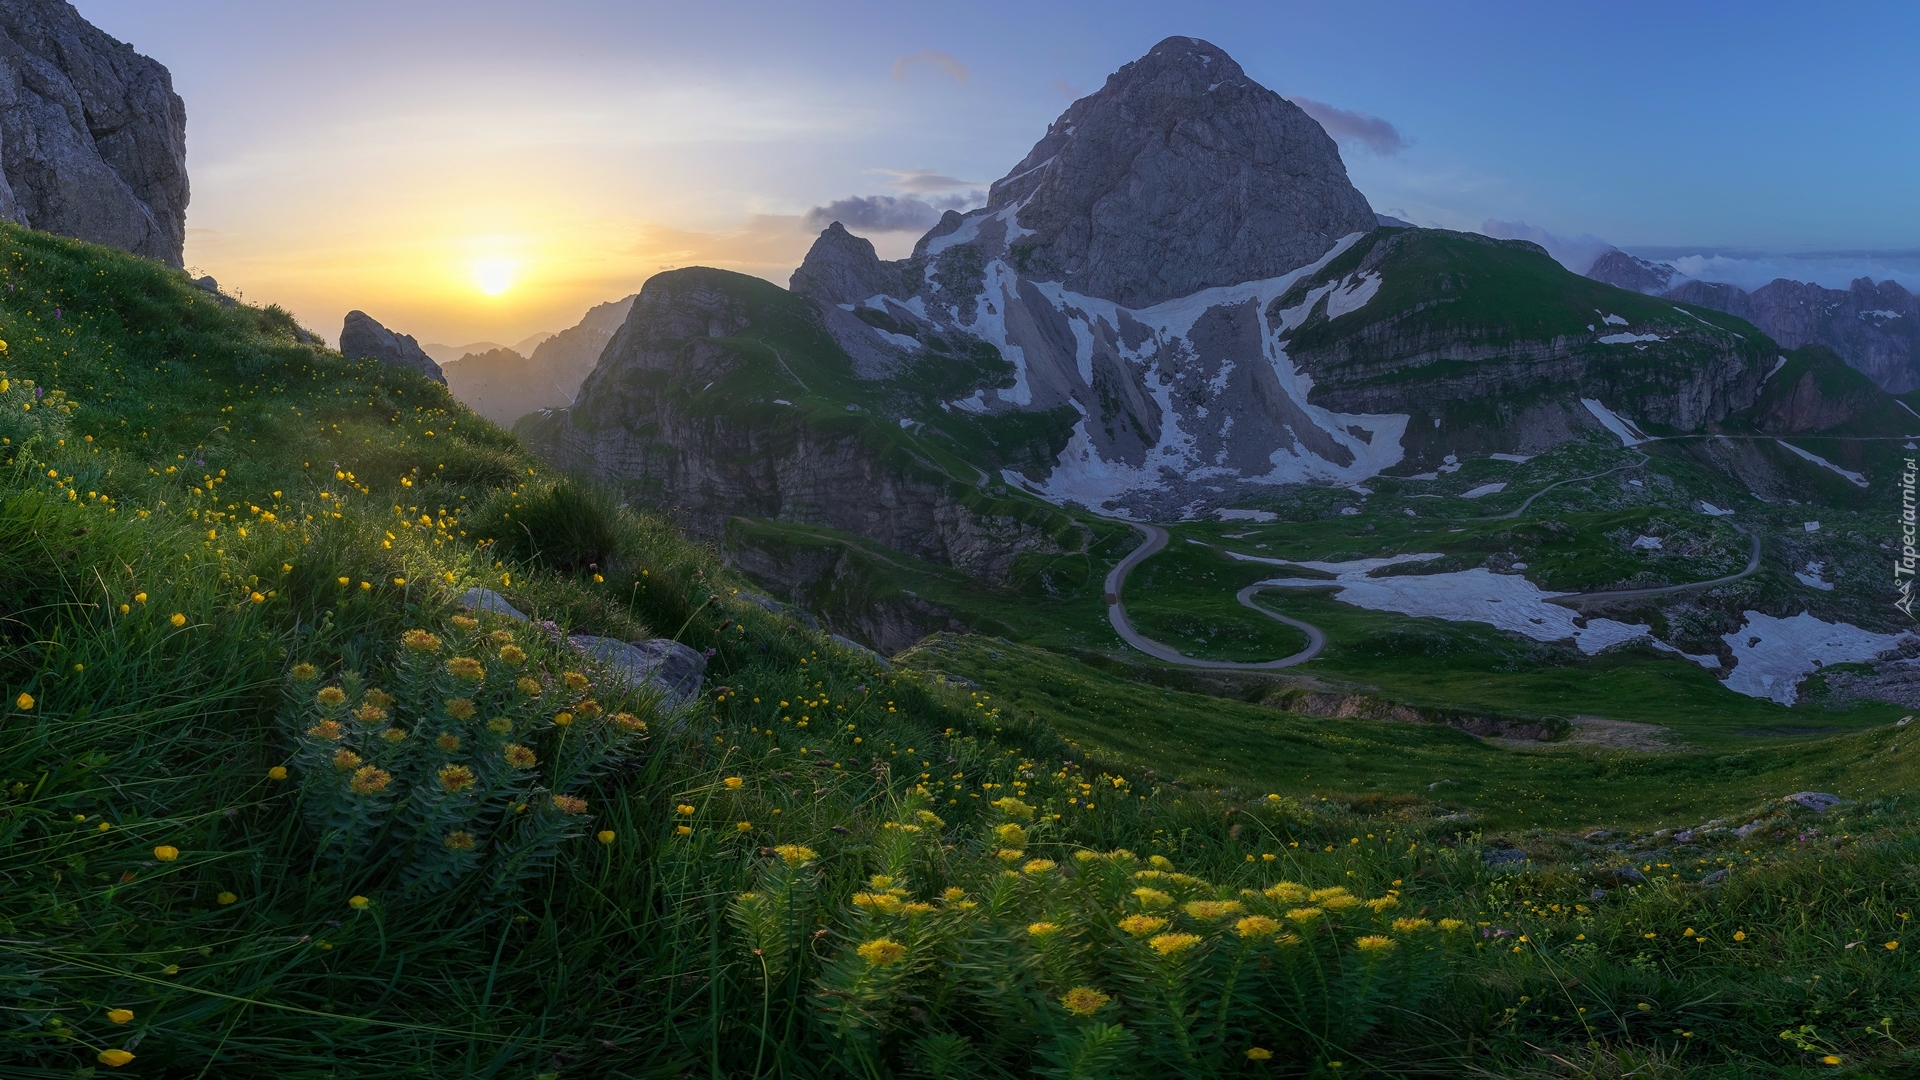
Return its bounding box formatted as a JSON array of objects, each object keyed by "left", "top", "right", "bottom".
[{"left": 0, "top": 227, "right": 1916, "bottom": 1078}]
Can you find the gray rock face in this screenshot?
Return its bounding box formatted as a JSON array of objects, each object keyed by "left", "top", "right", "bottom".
[
  {"left": 788, "top": 222, "right": 903, "bottom": 305},
  {"left": 457, "top": 586, "right": 528, "bottom": 619},
  {"left": 1587, "top": 250, "right": 1676, "bottom": 294},
  {"left": 0, "top": 0, "right": 189, "bottom": 265},
  {"left": 1782, "top": 791, "right": 1845, "bottom": 812},
  {"left": 340, "top": 310, "right": 447, "bottom": 384},
  {"left": 986, "top": 36, "right": 1375, "bottom": 308},
  {"left": 569, "top": 635, "right": 705, "bottom": 710}
]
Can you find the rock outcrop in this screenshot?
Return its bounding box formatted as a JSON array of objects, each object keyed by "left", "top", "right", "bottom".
[
  {"left": 788, "top": 222, "right": 903, "bottom": 305},
  {"left": 339, "top": 310, "right": 446, "bottom": 384},
  {"left": 981, "top": 36, "right": 1375, "bottom": 308},
  {"left": 0, "top": 0, "right": 189, "bottom": 266},
  {"left": 1587, "top": 249, "right": 1676, "bottom": 294}
]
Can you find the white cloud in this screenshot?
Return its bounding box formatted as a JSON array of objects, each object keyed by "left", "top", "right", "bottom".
[
  {"left": 892, "top": 50, "right": 968, "bottom": 83},
  {"left": 1287, "top": 97, "right": 1405, "bottom": 155}
]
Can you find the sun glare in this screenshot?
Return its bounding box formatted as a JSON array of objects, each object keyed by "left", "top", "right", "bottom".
[{"left": 473, "top": 258, "right": 517, "bottom": 296}]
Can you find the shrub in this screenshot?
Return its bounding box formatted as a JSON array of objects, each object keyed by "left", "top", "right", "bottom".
[
  {"left": 475, "top": 478, "right": 624, "bottom": 573},
  {"left": 286, "top": 613, "right": 651, "bottom": 897}
]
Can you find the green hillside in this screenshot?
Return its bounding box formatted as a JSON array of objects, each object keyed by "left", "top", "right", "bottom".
[{"left": 1, "top": 226, "right": 1917, "bottom": 1078}]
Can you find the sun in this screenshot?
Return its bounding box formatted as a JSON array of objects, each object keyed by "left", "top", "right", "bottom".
[{"left": 473, "top": 258, "right": 517, "bottom": 296}]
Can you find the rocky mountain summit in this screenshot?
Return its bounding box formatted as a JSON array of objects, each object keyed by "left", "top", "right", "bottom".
[
  {"left": 0, "top": 0, "right": 188, "bottom": 265},
  {"left": 1588, "top": 250, "right": 1920, "bottom": 392},
  {"left": 340, "top": 310, "right": 445, "bottom": 384}
]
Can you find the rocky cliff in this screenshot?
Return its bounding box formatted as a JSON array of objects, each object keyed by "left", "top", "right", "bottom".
[
  {"left": 0, "top": 0, "right": 188, "bottom": 265},
  {"left": 340, "top": 310, "right": 446, "bottom": 384},
  {"left": 440, "top": 295, "right": 637, "bottom": 426},
  {"left": 1588, "top": 251, "right": 1920, "bottom": 393}
]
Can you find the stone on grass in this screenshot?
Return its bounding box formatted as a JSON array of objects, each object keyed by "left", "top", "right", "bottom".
[
  {"left": 569, "top": 635, "right": 705, "bottom": 709},
  {"left": 457, "top": 587, "right": 528, "bottom": 621}
]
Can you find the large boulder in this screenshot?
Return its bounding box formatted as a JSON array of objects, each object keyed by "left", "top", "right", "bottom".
[
  {"left": 0, "top": 0, "right": 189, "bottom": 265},
  {"left": 983, "top": 35, "right": 1376, "bottom": 307},
  {"left": 340, "top": 310, "right": 447, "bottom": 384}
]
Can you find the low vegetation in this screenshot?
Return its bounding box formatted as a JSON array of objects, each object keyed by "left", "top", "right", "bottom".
[{"left": 0, "top": 227, "right": 1915, "bottom": 1077}]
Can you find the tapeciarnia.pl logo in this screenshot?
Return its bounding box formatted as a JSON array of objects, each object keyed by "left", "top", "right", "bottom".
[{"left": 1898, "top": 457, "right": 1917, "bottom": 618}]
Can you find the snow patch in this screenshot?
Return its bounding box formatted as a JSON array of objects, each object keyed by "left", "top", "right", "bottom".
[
  {"left": 1325, "top": 272, "right": 1382, "bottom": 320},
  {"left": 1775, "top": 440, "right": 1868, "bottom": 488},
  {"left": 1217, "top": 509, "right": 1277, "bottom": 522},
  {"left": 1764, "top": 355, "right": 1789, "bottom": 382},
  {"left": 871, "top": 326, "right": 921, "bottom": 351},
  {"left": 1582, "top": 399, "right": 1652, "bottom": 446},
  {"left": 1256, "top": 563, "right": 1654, "bottom": 655},
  {"left": 1599, "top": 332, "right": 1666, "bottom": 345},
  {"left": 1795, "top": 562, "right": 1834, "bottom": 591},
  {"left": 1489, "top": 453, "right": 1534, "bottom": 463},
  {"left": 1601, "top": 313, "right": 1629, "bottom": 326},
  {"left": 1721, "top": 611, "right": 1911, "bottom": 705},
  {"left": 1461, "top": 482, "right": 1508, "bottom": 499},
  {"left": 1631, "top": 535, "right": 1663, "bottom": 550},
  {"left": 1699, "top": 502, "right": 1735, "bottom": 516}
]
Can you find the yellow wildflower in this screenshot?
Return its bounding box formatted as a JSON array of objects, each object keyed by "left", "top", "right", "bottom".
[
  {"left": 352, "top": 703, "right": 387, "bottom": 724},
  {"left": 1247, "top": 1047, "right": 1273, "bottom": 1061},
  {"left": 1438, "top": 918, "right": 1466, "bottom": 932},
  {"left": 1365, "top": 896, "right": 1398, "bottom": 913},
  {"left": 1355, "top": 935, "right": 1396, "bottom": 954},
  {"left": 268, "top": 766, "right": 288, "bottom": 780},
  {"left": 107, "top": 1008, "right": 134, "bottom": 1024},
  {"left": 1264, "top": 881, "right": 1308, "bottom": 902},
  {"left": 990, "top": 796, "right": 1035, "bottom": 820},
  {"left": 486, "top": 717, "right": 511, "bottom": 734},
  {"left": 915, "top": 810, "right": 945, "bottom": 827},
  {"left": 170, "top": 613, "right": 186, "bottom": 627},
  {"left": 1236, "top": 915, "right": 1281, "bottom": 937},
  {"left": 446, "top": 656, "right": 485, "bottom": 681},
  {"left": 436, "top": 733, "right": 461, "bottom": 752},
  {"left": 290, "top": 663, "right": 317, "bottom": 681},
  {"left": 444, "top": 698, "right": 475, "bottom": 720},
  {"left": 994, "top": 822, "right": 1028, "bottom": 846},
  {"left": 348, "top": 895, "right": 370, "bottom": 910},
  {"left": 315, "top": 686, "right": 347, "bottom": 708},
  {"left": 216, "top": 892, "right": 237, "bottom": 905},
  {"left": 723, "top": 776, "right": 744, "bottom": 789},
  {"left": 97, "top": 1050, "right": 135, "bottom": 1068},
  {"left": 676, "top": 803, "right": 696, "bottom": 816},
  {"left": 1023, "top": 859, "right": 1057, "bottom": 875},
  {"left": 1393, "top": 917, "right": 1433, "bottom": 932},
  {"left": 736, "top": 821, "right": 752, "bottom": 833},
  {"left": 563, "top": 671, "right": 589, "bottom": 691},
  {"left": 498, "top": 644, "right": 526, "bottom": 664},
  {"left": 349, "top": 766, "right": 391, "bottom": 794},
  {"left": 1149, "top": 932, "right": 1202, "bottom": 957},
  {"left": 857, "top": 938, "right": 907, "bottom": 966},
  {"left": 1028, "top": 921, "right": 1062, "bottom": 937},
  {"left": 1132, "top": 887, "right": 1173, "bottom": 908},
  {"left": 1733, "top": 930, "right": 1747, "bottom": 941},
  {"left": 774, "top": 844, "right": 817, "bottom": 866},
  {"left": 1060, "top": 987, "right": 1110, "bottom": 1016},
  {"left": 153, "top": 845, "right": 179, "bottom": 861},
  {"left": 597, "top": 830, "right": 616, "bottom": 844},
  {"left": 1118, "top": 914, "right": 1167, "bottom": 936},
  {"left": 402, "top": 631, "right": 442, "bottom": 656},
  {"left": 515, "top": 676, "right": 541, "bottom": 694},
  {"left": 1285, "top": 907, "right": 1324, "bottom": 923},
  {"left": 552, "top": 794, "right": 589, "bottom": 815},
  {"left": 503, "top": 744, "right": 537, "bottom": 768},
  {"left": 1184, "top": 900, "right": 1244, "bottom": 920},
  {"left": 554, "top": 711, "right": 573, "bottom": 727},
  {"left": 851, "top": 892, "right": 905, "bottom": 914},
  {"left": 14, "top": 692, "right": 33, "bottom": 711},
  {"left": 450, "top": 615, "right": 478, "bottom": 631},
  {"left": 437, "top": 764, "right": 476, "bottom": 793}
]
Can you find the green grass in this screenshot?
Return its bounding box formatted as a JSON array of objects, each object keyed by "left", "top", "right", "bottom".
[{"left": 0, "top": 226, "right": 1917, "bottom": 1077}]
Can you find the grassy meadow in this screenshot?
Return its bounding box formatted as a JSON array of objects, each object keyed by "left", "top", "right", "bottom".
[{"left": 0, "top": 226, "right": 1915, "bottom": 1078}]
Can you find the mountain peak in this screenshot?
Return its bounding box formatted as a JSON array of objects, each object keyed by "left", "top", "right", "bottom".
[{"left": 980, "top": 37, "right": 1374, "bottom": 307}]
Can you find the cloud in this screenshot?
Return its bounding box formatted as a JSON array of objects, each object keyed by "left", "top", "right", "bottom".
[
  {"left": 1645, "top": 250, "right": 1920, "bottom": 293},
  {"left": 1287, "top": 97, "right": 1405, "bottom": 156},
  {"left": 892, "top": 50, "right": 968, "bottom": 83},
  {"left": 801, "top": 192, "right": 982, "bottom": 234},
  {"left": 871, "top": 168, "right": 980, "bottom": 195},
  {"left": 1480, "top": 219, "right": 1616, "bottom": 275}
]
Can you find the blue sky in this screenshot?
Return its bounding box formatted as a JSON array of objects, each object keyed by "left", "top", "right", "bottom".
[{"left": 78, "top": 0, "right": 1920, "bottom": 343}]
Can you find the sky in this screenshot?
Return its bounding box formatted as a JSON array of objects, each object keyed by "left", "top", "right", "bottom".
[{"left": 78, "top": 0, "right": 1920, "bottom": 348}]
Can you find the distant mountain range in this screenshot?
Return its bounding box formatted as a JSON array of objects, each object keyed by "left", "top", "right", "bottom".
[
  {"left": 421, "top": 331, "right": 556, "bottom": 366},
  {"left": 439, "top": 296, "right": 636, "bottom": 426},
  {"left": 1587, "top": 249, "right": 1920, "bottom": 392}
]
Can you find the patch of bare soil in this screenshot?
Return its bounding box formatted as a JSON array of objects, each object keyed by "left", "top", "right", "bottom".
[{"left": 1487, "top": 715, "right": 1679, "bottom": 753}]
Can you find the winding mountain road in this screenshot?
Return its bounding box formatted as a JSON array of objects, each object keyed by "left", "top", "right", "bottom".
[
  {"left": 1103, "top": 522, "right": 1326, "bottom": 670},
  {"left": 1102, "top": 462, "right": 1768, "bottom": 668}
]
